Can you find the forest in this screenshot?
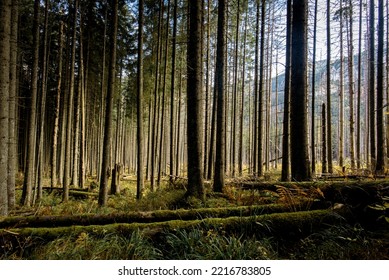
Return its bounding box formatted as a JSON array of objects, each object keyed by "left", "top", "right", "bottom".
[{"left": 0, "top": 0, "right": 388, "bottom": 259}]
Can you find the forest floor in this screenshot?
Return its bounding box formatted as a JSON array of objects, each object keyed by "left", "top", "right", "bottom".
[{"left": 0, "top": 174, "right": 389, "bottom": 260}]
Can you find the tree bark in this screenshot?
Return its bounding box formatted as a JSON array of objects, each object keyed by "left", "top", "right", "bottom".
[
  {"left": 213, "top": 0, "right": 226, "bottom": 193},
  {"left": 8, "top": 0, "right": 18, "bottom": 210},
  {"left": 51, "top": 21, "right": 64, "bottom": 190},
  {"left": 186, "top": 0, "right": 204, "bottom": 199},
  {"left": 311, "top": 0, "right": 318, "bottom": 175},
  {"left": 368, "top": 0, "right": 376, "bottom": 170},
  {"left": 99, "top": 0, "right": 118, "bottom": 206},
  {"left": 0, "top": 0, "right": 11, "bottom": 215},
  {"left": 63, "top": 0, "right": 78, "bottom": 202},
  {"left": 290, "top": 0, "right": 311, "bottom": 181},
  {"left": 137, "top": 0, "right": 144, "bottom": 199},
  {"left": 22, "top": 0, "right": 40, "bottom": 207},
  {"left": 376, "top": 0, "right": 385, "bottom": 174},
  {"left": 326, "top": 0, "right": 333, "bottom": 174},
  {"left": 281, "top": 0, "right": 291, "bottom": 182}
]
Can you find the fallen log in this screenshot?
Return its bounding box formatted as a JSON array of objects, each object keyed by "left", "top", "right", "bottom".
[
  {"left": 238, "top": 180, "right": 385, "bottom": 204},
  {"left": 0, "top": 209, "right": 349, "bottom": 244},
  {"left": 0, "top": 201, "right": 324, "bottom": 229}
]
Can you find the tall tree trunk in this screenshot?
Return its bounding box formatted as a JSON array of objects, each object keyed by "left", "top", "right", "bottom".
[
  {"left": 213, "top": 0, "right": 226, "bottom": 193},
  {"left": 187, "top": 0, "right": 204, "bottom": 199},
  {"left": 239, "top": 6, "right": 248, "bottom": 176},
  {"left": 347, "top": 0, "right": 356, "bottom": 170},
  {"left": 63, "top": 0, "right": 78, "bottom": 202},
  {"left": 338, "top": 0, "right": 344, "bottom": 169},
  {"left": 157, "top": 0, "right": 171, "bottom": 186},
  {"left": 231, "top": 0, "right": 240, "bottom": 177},
  {"left": 51, "top": 21, "right": 64, "bottom": 190},
  {"left": 311, "top": 0, "right": 318, "bottom": 175},
  {"left": 0, "top": 0, "right": 11, "bottom": 215},
  {"left": 356, "top": 0, "right": 363, "bottom": 169},
  {"left": 368, "top": 0, "right": 376, "bottom": 170},
  {"left": 290, "top": 0, "right": 310, "bottom": 181},
  {"left": 22, "top": 0, "right": 40, "bottom": 207},
  {"left": 150, "top": 0, "right": 163, "bottom": 190},
  {"left": 98, "top": 2, "right": 108, "bottom": 182},
  {"left": 253, "top": 1, "right": 259, "bottom": 175},
  {"left": 8, "top": 0, "right": 18, "bottom": 209},
  {"left": 326, "top": 0, "right": 333, "bottom": 173},
  {"left": 170, "top": 0, "right": 178, "bottom": 182},
  {"left": 376, "top": 0, "right": 385, "bottom": 174},
  {"left": 99, "top": 0, "right": 118, "bottom": 206},
  {"left": 257, "top": 0, "right": 265, "bottom": 177},
  {"left": 281, "top": 0, "right": 292, "bottom": 182},
  {"left": 137, "top": 0, "right": 144, "bottom": 199},
  {"left": 36, "top": 0, "right": 50, "bottom": 202}
]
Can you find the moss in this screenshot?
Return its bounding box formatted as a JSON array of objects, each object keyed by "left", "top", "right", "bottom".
[{"left": 0, "top": 202, "right": 324, "bottom": 229}]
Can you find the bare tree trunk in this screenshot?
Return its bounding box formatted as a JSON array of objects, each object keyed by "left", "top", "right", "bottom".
[
  {"left": 368, "top": 0, "right": 376, "bottom": 170},
  {"left": 347, "top": 0, "right": 356, "bottom": 170},
  {"left": 8, "top": 0, "right": 18, "bottom": 209},
  {"left": 214, "top": 0, "right": 226, "bottom": 193},
  {"left": 22, "top": 0, "right": 40, "bottom": 207},
  {"left": 150, "top": 0, "right": 163, "bottom": 190},
  {"left": 257, "top": 0, "right": 265, "bottom": 177},
  {"left": 311, "top": 0, "right": 318, "bottom": 175},
  {"left": 186, "top": 0, "right": 204, "bottom": 199},
  {"left": 0, "top": 0, "right": 11, "bottom": 215},
  {"left": 157, "top": 0, "right": 171, "bottom": 186},
  {"left": 281, "top": 0, "right": 291, "bottom": 181},
  {"left": 137, "top": 0, "right": 144, "bottom": 199},
  {"left": 326, "top": 0, "right": 333, "bottom": 174},
  {"left": 376, "top": 0, "right": 385, "bottom": 174},
  {"left": 63, "top": 0, "right": 78, "bottom": 202},
  {"left": 239, "top": 6, "right": 248, "bottom": 176},
  {"left": 338, "top": 0, "right": 344, "bottom": 168},
  {"left": 356, "top": 0, "right": 363, "bottom": 169},
  {"left": 170, "top": 0, "right": 178, "bottom": 182},
  {"left": 51, "top": 20, "right": 64, "bottom": 190},
  {"left": 290, "top": 0, "right": 310, "bottom": 181},
  {"left": 99, "top": 0, "right": 118, "bottom": 206},
  {"left": 322, "top": 103, "right": 327, "bottom": 173}
]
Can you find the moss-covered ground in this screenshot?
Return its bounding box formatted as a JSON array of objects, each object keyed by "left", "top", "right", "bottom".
[{"left": 1, "top": 176, "right": 388, "bottom": 259}]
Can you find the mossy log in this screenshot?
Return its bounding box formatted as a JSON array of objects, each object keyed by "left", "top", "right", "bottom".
[
  {"left": 0, "top": 201, "right": 324, "bottom": 229},
  {"left": 238, "top": 180, "right": 385, "bottom": 205},
  {"left": 0, "top": 209, "right": 349, "bottom": 244}
]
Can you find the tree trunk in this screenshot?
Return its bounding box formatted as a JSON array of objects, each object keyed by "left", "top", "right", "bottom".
[
  {"left": 22, "top": 0, "right": 40, "bottom": 207},
  {"left": 8, "top": 0, "right": 18, "bottom": 210},
  {"left": 150, "top": 0, "right": 164, "bottom": 190},
  {"left": 281, "top": 0, "right": 291, "bottom": 182},
  {"left": 63, "top": 0, "right": 78, "bottom": 202},
  {"left": 257, "top": 0, "right": 266, "bottom": 177},
  {"left": 137, "top": 0, "right": 144, "bottom": 199},
  {"left": 326, "top": 0, "right": 333, "bottom": 174},
  {"left": 356, "top": 0, "right": 363, "bottom": 169},
  {"left": 0, "top": 0, "right": 11, "bottom": 215},
  {"left": 322, "top": 103, "right": 327, "bottom": 173},
  {"left": 170, "top": 0, "right": 178, "bottom": 183},
  {"left": 338, "top": 1, "right": 344, "bottom": 169},
  {"left": 311, "top": 0, "right": 318, "bottom": 175},
  {"left": 347, "top": 0, "right": 355, "bottom": 170},
  {"left": 213, "top": 0, "right": 226, "bottom": 193},
  {"left": 290, "top": 0, "right": 310, "bottom": 181},
  {"left": 186, "top": 0, "right": 204, "bottom": 199},
  {"left": 51, "top": 20, "right": 64, "bottom": 190},
  {"left": 376, "top": 0, "right": 385, "bottom": 174},
  {"left": 368, "top": 0, "right": 376, "bottom": 170},
  {"left": 99, "top": 0, "right": 118, "bottom": 206}
]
